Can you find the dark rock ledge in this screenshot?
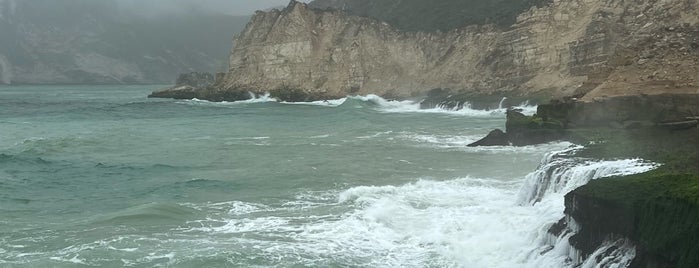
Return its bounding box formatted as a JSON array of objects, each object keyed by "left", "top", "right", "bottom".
[
  {"left": 468, "top": 93, "right": 699, "bottom": 147},
  {"left": 564, "top": 171, "right": 699, "bottom": 268},
  {"left": 467, "top": 109, "right": 566, "bottom": 147},
  {"left": 471, "top": 93, "right": 699, "bottom": 267},
  {"left": 149, "top": 73, "right": 344, "bottom": 102},
  {"left": 149, "top": 72, "right": 258, "bottom": 102}
]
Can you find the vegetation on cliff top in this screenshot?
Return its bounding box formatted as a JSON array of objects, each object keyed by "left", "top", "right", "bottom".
[{"left": 309, "top": 0, "right": 551, "bottom": 32}]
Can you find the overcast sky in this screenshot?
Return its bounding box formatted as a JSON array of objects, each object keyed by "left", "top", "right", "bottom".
[{"left": 116, "top": 0, "right": 312, "bottom": 16}]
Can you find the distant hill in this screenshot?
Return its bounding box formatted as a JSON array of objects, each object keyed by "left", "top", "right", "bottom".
[
  {"left": 308, "top": 0, "right": 550, "bottom": 32},
  {"left": 0, "top": 0, "right": 250, "bottom": 85}
]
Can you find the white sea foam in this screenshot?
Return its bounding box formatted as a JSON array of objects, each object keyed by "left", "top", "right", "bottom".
[
  {"left": 49, "top": 255, "right": 87, "bottom": 265},
  {"left": 13, "top": 149, "right": 656, "bottom": 267},
  {"left": 176, "top": 177, "right": 542, "bottom": 267},
  {"left": 179, "top": 93, "right": 537, "bottom": 117},
  {"left": 399, "top": 133, "right": 484, "bottom": 148},
  {"left": 182, "top": 200, "right": 272, "bottom": 216},
  {"left": 519, "top": 147, "right": 658, "bottom": 267},
  {"left": 179, "top": 92, "right": 278, "bottom": 106},
  {"left": 237, "top": 92, "right": 278, "bottom": 104},
  {"left": 168, "top": 146, "right": 657, "bottom": 267},
  {"left": 281, "top": 98, "right": 348, "bottom": 107},
  {"left": 354, "top": 95, "right": 538, "bottom": 116},
  {"left": 517, "top": 146, "right": 660, "bottom": 205}
]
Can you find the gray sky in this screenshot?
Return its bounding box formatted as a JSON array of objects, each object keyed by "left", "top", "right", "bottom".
[{"left": 117, "top": 0, "right": 312, "bottom": 16}]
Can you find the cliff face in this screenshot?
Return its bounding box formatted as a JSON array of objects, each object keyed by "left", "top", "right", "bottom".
[
  {"left": 208, "top": 0, "right": 699, "bottom": 102},
  {"left": 308, "top": 0, "right": 549, "bottom": 32}
]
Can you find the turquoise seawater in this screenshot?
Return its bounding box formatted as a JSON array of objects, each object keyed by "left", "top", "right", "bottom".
[{"left": 1, "top": 85, "right": 570, "bottom": 267}]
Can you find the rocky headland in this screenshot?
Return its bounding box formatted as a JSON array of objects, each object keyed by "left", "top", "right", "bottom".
[
  {"left": 556, "top": 125, "right": 699, "bottom": 268},
  {"left": 149, "top": 0, "right": 699, "bottom": 266},
  {"left": 468, "top": 95, "right": 699, "bottom": 267},
  {"left": 152, "top": 0, "right": 698, "bottom": 105}
]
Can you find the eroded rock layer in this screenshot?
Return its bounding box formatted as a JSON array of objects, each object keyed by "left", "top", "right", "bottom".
[{"left": 189, "top": 0, "right": 699, "bottom": 102}]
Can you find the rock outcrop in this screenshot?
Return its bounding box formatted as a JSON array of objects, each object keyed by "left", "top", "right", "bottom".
[
  {"left": 564, "top": 171, "right": 699, "bottom": 268},
  {"left": 537, "top": 94, "right": 699, "bottom": 128},
  {"left": 467, "top": 129, "right": 509, "bottom": 147},
  {"left": 156, "top": 0, "right": 699, "bottom": 103},
  {"left": 468, "top": 110, "right": 566, "bottom": 146}
]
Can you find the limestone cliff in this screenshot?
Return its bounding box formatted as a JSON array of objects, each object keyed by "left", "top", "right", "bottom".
[{"left": 156, "top": 0, "right": 692, "bottom": 103}]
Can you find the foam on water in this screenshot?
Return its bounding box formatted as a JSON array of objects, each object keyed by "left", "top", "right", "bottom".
[
  {"left": 176, "top": 147, "right": 654, "bottom": 267},
  {"left": 1, "top": 146, "right": 658, "bottom": 267},
  {"left": 2, "top": 86, "right": 657, "bottom": 267},
  {"left": 348, "top": 94, "right": 537, "bottom": 116},
  {"left": 177, "top": 93, "right": 537, "bottom": 117},
  {"left": 281, "top": 98, "right": 348, "bottom": 107},
  {"left": 180, "top": 92, "right": 278, "bottom": 106},
  {"left": 517, "top": 146, "right": 660, "bottom": 205},
  {"left": 379, "top": 100, "right": 537, "bottom": 117},
  {"left": 65, "top": 146, "right": 642, "bottom": 267},
  {"left": 237, "top": 92, "right": 279, "bottom": 104}
]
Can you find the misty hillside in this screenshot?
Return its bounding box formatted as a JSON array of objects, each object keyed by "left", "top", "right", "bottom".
[
  {"left": 0, "top": 0, "right": 250, "bottom": 85},
  {"left": 308, "top": 0, "right": 550, "bottom": 32}
]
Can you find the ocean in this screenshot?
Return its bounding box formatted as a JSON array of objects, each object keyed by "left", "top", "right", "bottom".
[{"left": 0, "top": 85, "right": 655, "bottom": 267}]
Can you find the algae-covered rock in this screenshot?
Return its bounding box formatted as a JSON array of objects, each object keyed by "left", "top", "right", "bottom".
[
  {"left": 468, "top": 110, "right": 566, "bottom": 147},
  {"left": 537, "top": 94, "right": 699, "bottom": 128},
  {"left": 566, "top": 172, "right": 699, "bottom": 268},
  {"left": 505, "top": 110, "right": 565, "bottom": 146}
]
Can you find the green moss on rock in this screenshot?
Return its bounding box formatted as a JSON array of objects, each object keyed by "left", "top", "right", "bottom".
[
  {"left": 505, "top": 110, "right": 565, "bottom": 146},
  {"left": 569, "top": 171, "right": 699, "bottom": 268},
  {"left": 570, "top": 128, "right": 699, "bottom": 172}
]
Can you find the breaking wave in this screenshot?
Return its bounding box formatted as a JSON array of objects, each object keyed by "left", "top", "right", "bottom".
[
  {"left": 10, "top": 145, "right": 658, "bottom": 267},
  {"left": 177, "top": 93, "right": 537, "bottom": 117}
]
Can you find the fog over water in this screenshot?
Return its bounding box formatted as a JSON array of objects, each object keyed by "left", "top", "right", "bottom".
[{"left": 115, "top": 0, "right": 312, "bottom": 16}]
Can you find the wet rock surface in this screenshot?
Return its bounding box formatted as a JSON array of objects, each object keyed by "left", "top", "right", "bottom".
[
  {"left": 564, "top": 172, "right": 699, "bottom": 268},
  {"left": 467, "top": 129, "right": 509, "bottom": 147}
]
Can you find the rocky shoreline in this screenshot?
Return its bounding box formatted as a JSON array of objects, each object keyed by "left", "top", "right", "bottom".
[
  {"left": 470, "top": 94, "right": 699, "bottom": 268},
  {"left": 146, "top": 0, "right": 699, "bottom": 265},
  {"left": 152, "top": 72, "right": 699, "bottom": 266}
]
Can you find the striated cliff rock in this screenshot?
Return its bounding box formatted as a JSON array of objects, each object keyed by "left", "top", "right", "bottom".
[
  {"left": 157, "top": 0, "right": 699, "bottom": 103},
  {"left": 308, "top": 0, "right": 549, "bottom": 32}
]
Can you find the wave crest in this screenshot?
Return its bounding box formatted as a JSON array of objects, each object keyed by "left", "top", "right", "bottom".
[{"left": 177, "top": 92, "right": 537, "bottom": 117}]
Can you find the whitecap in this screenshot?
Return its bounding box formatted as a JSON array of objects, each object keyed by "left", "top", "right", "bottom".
[
  {"left": 281, "top": 98, "right": 348, "bottom": 107},
  {"left": 169, "top": 145, "right": 657, "bottom": 267}
]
